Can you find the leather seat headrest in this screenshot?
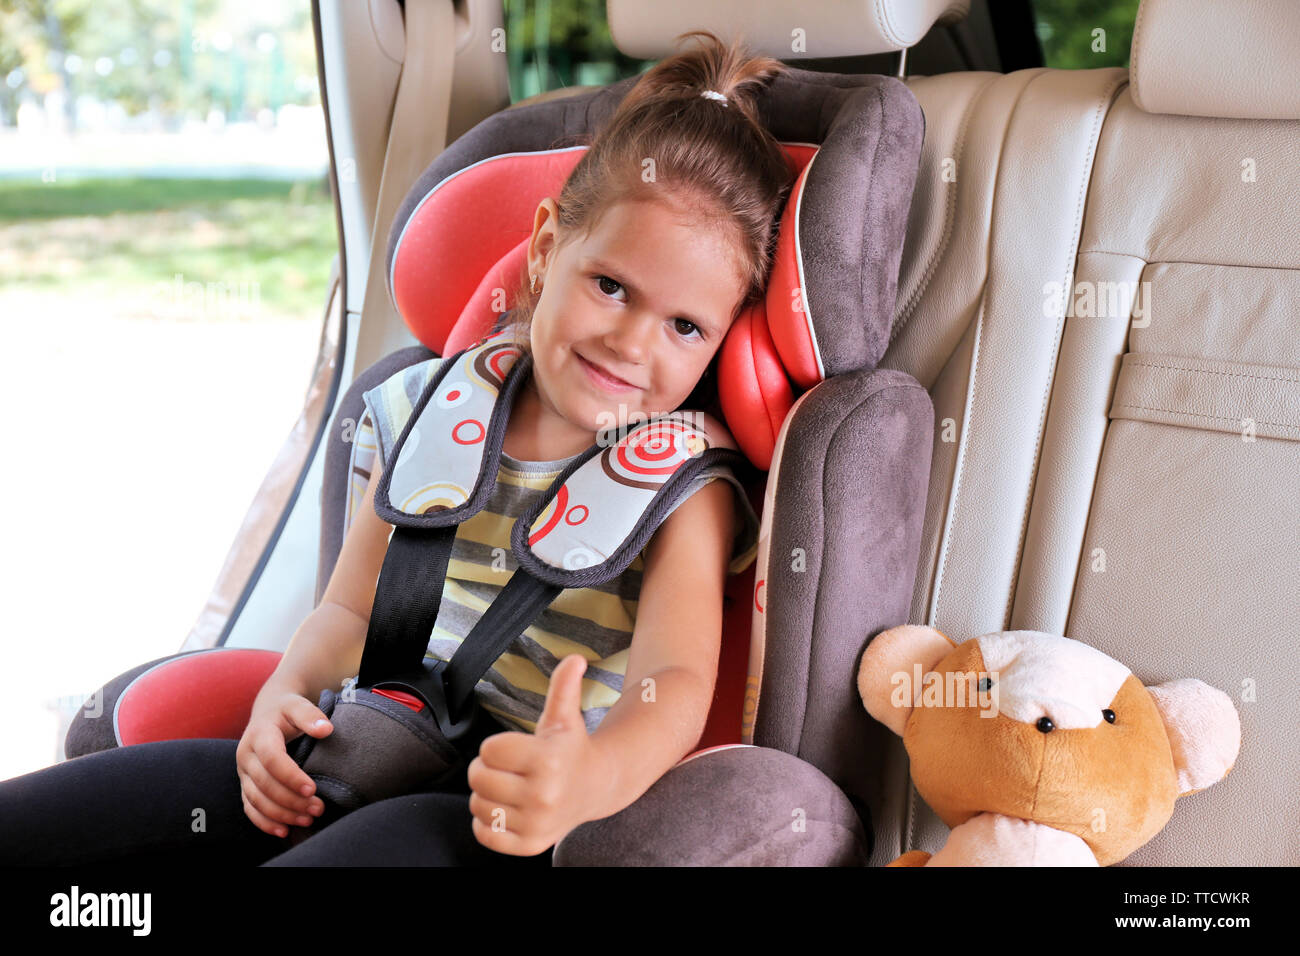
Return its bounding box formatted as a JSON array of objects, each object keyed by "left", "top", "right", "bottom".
[
  {"left": 606, "top": 0, "right": 971, "bottom": 59},
  {"left": 1130, "top": 0, "right": 1300, "bottom": 120}
]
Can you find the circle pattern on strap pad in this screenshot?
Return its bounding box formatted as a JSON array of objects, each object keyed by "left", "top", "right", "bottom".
[
  {"left": 387, "top": 335, "right": 522, "bottom": 515},
  {"left": 527, "top": 412, "right": 729, "bottom": 572}
]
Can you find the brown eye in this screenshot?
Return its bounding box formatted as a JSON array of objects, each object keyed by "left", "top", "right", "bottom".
[
  {"left": 596, "top": 275, "right": 622, "bottom": 297},
  {"left": 674, "top": 318, "right": 700, "bottom": 337}
]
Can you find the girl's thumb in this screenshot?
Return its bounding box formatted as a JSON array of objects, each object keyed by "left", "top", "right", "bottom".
[{"left": 535, "top": 655, "right": 587, "bottom": 735}]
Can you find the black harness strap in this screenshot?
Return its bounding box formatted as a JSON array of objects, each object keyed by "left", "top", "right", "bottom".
[
  {"left": 357, "top": 523, "right": 564, "bottom": 728},
  {"left": 443, "top": 570, "right": 564, "bottom": 721},
  {"left": 357, "top": 524, "right": 457, "bottom": 687}
]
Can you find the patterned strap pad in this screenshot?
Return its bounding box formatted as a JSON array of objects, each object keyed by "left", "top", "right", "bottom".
[
  {"left": 514, "top": 411, "right": 747, "bottom": 588},
  {"left": 374, "top": 328, "right": 747, "bottom": 588},
  {"left": 374, "top": 330, "right": 526, "bottom": 525}
]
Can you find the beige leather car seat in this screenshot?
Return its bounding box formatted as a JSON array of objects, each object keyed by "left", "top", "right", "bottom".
[{"left": 880, "top": 0, "right": 1299, "bottom": 865}]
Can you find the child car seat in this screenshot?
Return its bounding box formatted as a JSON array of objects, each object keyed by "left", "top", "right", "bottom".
[{"left": 65, "top": 61, "right": 934, "bottom": 867}]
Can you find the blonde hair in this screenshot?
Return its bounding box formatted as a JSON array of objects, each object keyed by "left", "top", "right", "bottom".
[{"left": 500, "top": 30, "right": 793, "bottom": 413}]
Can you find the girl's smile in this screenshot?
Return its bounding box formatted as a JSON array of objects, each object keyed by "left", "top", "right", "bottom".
[{"left": 575, "top": 350, "right": 642, "bottom": 393}]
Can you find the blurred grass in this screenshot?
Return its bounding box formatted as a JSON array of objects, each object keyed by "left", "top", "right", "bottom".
[{"left": 0, "top": 176, "right": 336, "bottom": 320}]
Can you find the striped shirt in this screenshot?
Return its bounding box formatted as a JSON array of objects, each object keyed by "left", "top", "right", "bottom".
[{"left": 357, "top": 356, "right": 760, "bottom": 734}]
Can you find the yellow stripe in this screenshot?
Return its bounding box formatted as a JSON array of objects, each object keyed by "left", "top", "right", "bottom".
[
  {"left": 496, "top": 468, "right": 565, "bottom": 487},
  {"left": 438, "top": 578, "right": 635, "bottom": 650},
  {"left": 454, "top": 509, "right": 520, "bottom": 547},
  {"left": 438, "top": 572, "right": 636, "bottom": 638},
  {"left": 729, "top": 540, "right": 759, "bottom": 574}
]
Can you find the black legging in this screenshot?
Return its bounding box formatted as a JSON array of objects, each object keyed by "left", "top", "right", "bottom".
[{"left": 0, "top": 734, "right": 554, "bottom": 867}]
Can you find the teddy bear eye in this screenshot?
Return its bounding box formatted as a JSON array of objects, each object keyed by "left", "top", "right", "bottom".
[
  {"left": 1036, "top": 716, "right": 1055, "bottom": 733},
  {"left": 1103, "top": 709, "right": 1116, "bottom": 723}
]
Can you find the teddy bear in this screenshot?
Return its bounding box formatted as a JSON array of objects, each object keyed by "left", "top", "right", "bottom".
[{"left": 857, "top": 625, "right": 1241, "bottom": 866}]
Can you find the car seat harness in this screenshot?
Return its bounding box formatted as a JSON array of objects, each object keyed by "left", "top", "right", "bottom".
[{"left": 289, "top": 330, "right": 750, "bottom": 823}]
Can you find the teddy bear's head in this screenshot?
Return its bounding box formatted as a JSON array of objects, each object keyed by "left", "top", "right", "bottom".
[{"left": 858, "top": 626, "right": 1240, "bottom": 866}]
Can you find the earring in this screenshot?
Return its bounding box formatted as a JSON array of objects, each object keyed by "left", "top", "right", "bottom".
[{"left": 530, "top": 273, "right": 540, "bottom": 294}]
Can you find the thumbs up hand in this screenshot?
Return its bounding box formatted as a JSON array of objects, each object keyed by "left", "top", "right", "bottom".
[{"left": 467, "top": 654, "right": 606, "bottom": 856}]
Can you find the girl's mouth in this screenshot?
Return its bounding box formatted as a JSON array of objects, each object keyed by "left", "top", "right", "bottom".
[{"left": 577, "top": 352, "right": 640, "bottom": 393}]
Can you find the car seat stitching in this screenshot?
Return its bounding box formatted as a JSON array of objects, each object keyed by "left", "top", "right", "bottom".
[
  {"left": 891, "top": 72, "right": 1003, "bottom": 347},
  {"left": 1063, "top": 253, "right": 1150, "bottom": 631},
  {"left": 794, "top": 150, "right": 827, "bottom": 380},
  {"left": 1129, "top": 0, "right": 1150, "bottom": 108},
  {"left": 1113, "top": 403, "right": 1296, "bottom": 429},
  {"left": 1081, "top": 251, "right": 1298, "bottom": 272},
  {"left": 929, "top": 300, "right": 984, "bottom": 629},
  {"left": 872, "top": 0, "right": 903, "bottom": 49},
  {"left": 1002, "top": 71, "right": 1129, "bottom": 630},
  {"left": 926, "top": 67, "right": 1049, "bottom": 631},
  {"left": 791, "top": 400, "right": 830, "bottom": 757},
  {"left": 1124, "top": 360, "right": 1300, "bottom": 384},
  {"left": 749, "top": 389, "right": 815, "bottom": 743},
  {"left": 862, "top": 82, "right": 887, "bottom": 363}
]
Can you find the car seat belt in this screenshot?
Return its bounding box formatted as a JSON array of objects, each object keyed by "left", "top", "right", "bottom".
[
  {"left": 359, "top": 522, "right": 563, "bottom": 724},
  {"left": 354, "top": 0, "right": 457, "bottom": 376},
  {"left": 358, "top": 331, "right": 752, "bottom": 728}
]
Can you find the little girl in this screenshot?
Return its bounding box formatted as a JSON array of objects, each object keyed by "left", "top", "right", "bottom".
[{"left": 0, "top": 29, "right": 794, "bottom": 866}]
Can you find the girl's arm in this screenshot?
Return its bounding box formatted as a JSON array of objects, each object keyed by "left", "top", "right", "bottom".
[
  {"left": 239, "top": 462, "right": 394, "bottom": 837},
  {"left": 257, "top": 461, "right": 393, "bottom": 703},
  {"left": 582, "top": 477, "right": 738, "bottom": 821}
]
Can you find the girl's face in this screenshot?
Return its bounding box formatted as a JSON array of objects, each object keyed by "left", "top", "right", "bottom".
[{"left": 523, "top": 194, "right": 748, "bottom": 450}]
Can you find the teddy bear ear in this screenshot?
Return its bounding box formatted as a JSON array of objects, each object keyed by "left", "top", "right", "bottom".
[
  {"left": 858, "top": 625, "right": 958, "bottom": 737},
  {"left": 1146, "top": 678, "right": 1241, "bottom": 796}
]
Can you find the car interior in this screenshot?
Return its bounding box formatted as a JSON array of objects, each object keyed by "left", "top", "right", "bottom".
[{"left": 65, "top": 0, "right": 1297, "bottom": 867}]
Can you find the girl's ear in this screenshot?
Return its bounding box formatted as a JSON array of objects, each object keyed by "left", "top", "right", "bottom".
[{"left": 528, "top": 197, "right": 561, "bottom": 275}]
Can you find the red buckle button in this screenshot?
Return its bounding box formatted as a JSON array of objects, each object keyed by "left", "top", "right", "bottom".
[{"left": 372, "top": 688, "right": 425, "bottom": 712}]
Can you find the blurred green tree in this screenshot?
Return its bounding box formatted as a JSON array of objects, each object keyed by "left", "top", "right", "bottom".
[
  {"left": 505, "top": 0, "right": 652, "bottom": 99},
  {"left": 0, "top": 0, "right": 318, "bottom": 129},
  {"left": 1031, "top": 0, "right": 1141, "bottom": 70}
]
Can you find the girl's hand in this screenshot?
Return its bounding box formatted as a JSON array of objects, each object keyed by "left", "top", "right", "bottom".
[
  {"left": 235, "top": 687, "right": 333, "bottom": 838},
  {"left": 466, "top": 655, "right": 606, "bottom": 856}
]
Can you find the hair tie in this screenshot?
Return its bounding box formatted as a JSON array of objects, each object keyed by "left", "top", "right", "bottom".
[{"left": 700, "top": 89, "right": 729, "bottom": 106}]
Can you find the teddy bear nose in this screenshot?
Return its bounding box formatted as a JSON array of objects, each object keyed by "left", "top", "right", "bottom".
[{"left": 1036, "top": 716, "right": 1055, "bottom": 733}]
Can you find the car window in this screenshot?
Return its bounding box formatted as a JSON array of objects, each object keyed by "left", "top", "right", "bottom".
[
  {"left": 1029, "top": 0, "right": 1140, "bottom": 69},
  {"left": 504, "top": 0, "right": 655, "bottom": 101}
]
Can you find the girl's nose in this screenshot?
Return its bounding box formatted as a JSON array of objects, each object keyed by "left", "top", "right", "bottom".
[{"left": 603, "top": 312, "right": 656, "bottom": 365}]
